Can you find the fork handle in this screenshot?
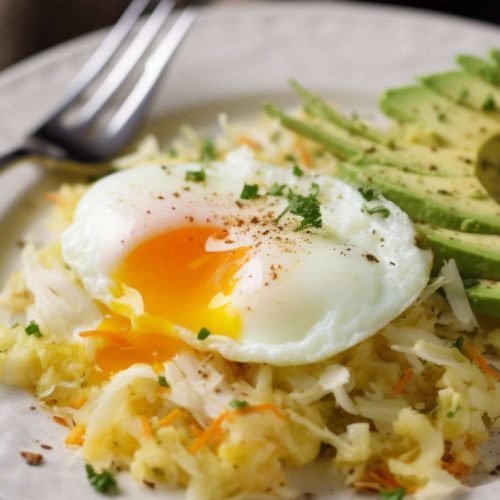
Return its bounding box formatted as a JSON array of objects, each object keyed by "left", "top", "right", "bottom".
[{"left": 0, "top": 147, "right": 31, "bottom": 170}]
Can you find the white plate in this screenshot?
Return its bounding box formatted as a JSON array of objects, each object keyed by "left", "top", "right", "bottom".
[{"left": 0, "top": 2, "right": 500, "bottom": 498}]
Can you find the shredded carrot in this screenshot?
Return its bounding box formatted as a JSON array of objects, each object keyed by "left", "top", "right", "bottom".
[
  {"left": 464, "top": 435, "right": 475, "bottom": 451},
  {"left": 188, "top": 411, "right": 229, "bottom": 454},
  {"left": 64, "top": 423, "right": 86, "bottom": 446},
  {"left": 236, "top": 403, "right": 287, "bottom": 420},
  {"left": 158, "top": 408, "right": 183, "bottom": 428},
  {"left": 140, "top": 415, "right": 154, "bottom": 438},
  {"left": 293, "top": 139, "right": 313, "bottom": 167},
  {"left": 44, "top": 192, "right": 58, "bottom": 202},
  {"left": 69, "top": 396, "right": 87, "bottom": 410},
  {"left": 189, "top": 424, "right": 203, "bottom": 438},
  {"left": 79, "top": 330, "right": 131, "bottom": 348},
  {"left": 53, "top": 415, "right": 69, "bottom": 428},
  {"left": 356, "top": 465, "right": 400, "bottom": 491},
  {"left": 442, "top": 460, "right": 470, "bottom": 479},
  {"left": 392, "top": 369, "right": 413, "bottom": 395},
  {"left": 463, "top": 343, "right": 500, "bottom": 381},
  {"left": 238, "top": 135, "right": 260, "bottom": 150}
]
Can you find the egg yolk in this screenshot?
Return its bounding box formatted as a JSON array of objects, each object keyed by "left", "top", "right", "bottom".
[
  {"left": 81, "top": 313, "right": 190, "bottom": 375},
  {"left": 115, "top": 225, "right": 248, "bottom": 338}
]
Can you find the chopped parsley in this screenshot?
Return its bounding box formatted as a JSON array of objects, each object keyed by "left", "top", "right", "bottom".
[
  {"left": 378, "top": 487, "right": 406, "bottom": 500},
  {"left": 358, "top": 186, "right": 380, "bottom": 201},
  {"left": 362, "top": 205, "right": 391, "bottom": 218},
  {"left": 167, "top": 147, "right": 178, "bottom": 158},
  {"left": 437, "top": 189, "right": 451, "bottom": 195},
  {"left": 482, "top": 95, "right": 496, "bottom": 111},
  {"left": 229, "top": 399, "right": 249, "bottom": 409},
  {"left": 200, "top": 137, "right": 216, "bottom": 162},
  {"left": 446, "top": 406, "right": 461, "bottom": 418},
  {"left": 197, "top": 327, "right": 211, "bottom": 340},
  {"left": 452, "top": 335, "right": 465, "bottom": 351},
  {"left": 293, "top": 165, "right": 304, "bottom": 177},
  {"left": 309, "top": 182, "right": 320, "bottom": 197},
  {"left": 185, "top": 169, "right": 206, "bottom": 182},
  {"left": 240, "top": 183, "right": 260, "bottom": 200},
  {"left": 267, "top": 183, "right": 286, "bottom": 196},
  {"left": 437, "top": 112, "right": 447, "bottom": 122},
  {"left": 285, "top": 154, "right": 297, "bottom": 163},
  {"left": 275, "top": 185, "right": 322, "bottom": 231},
  {"left": 25, "top": 320, "right": 42, "bottom": 338},
  {"left": 158, "top": 376, "right": 169, "bottom": 388},
  {"left": 85, "top": 464, "right": 118, "bottom": 494}
]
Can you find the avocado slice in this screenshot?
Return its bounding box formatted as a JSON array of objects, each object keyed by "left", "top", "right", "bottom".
[
  {"left": 264, "top": 104, "right": 474, "bottom": 177},
  {"left": 456, "top": 54, "right": 500, "bottom": 87},
  {"left": 420, "top": 71, "right": 500, "bottom": 120},
  {"left": 380, "top": 85, "right": 499, "bottom": 150},
  {"left": 417, "top": 224, "right": 500, "bottom": 279},
  {"left": 466, "top": 280, "right": 500, "bottom": 319},
  {"left": 336, "top": 162, "right": 500, "bottom": 234}
]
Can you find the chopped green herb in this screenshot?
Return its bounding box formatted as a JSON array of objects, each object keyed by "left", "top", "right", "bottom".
[
  {"left": 285, "top": 154, "right": 297, "bottom": 163},
  {"left": 167, "top": 147, "right": 178, "bottom": 158},
  {"left": 197, "top": 327, "right": 211, "bottom": 340},
  {"left": 446, "top": 406, "right": 461, "bottom": 418},
  {"left": 200, "top": 137, "right": 216, "bottom": 162},
  {"left": 452, "top": 335, "right": 465, "bottom": 351},
  {"left": 358, "top": 186, "right": 379, "bottom": 201},
  {"left": 458, "top": 88, "right": 469, "bottom": 103},
  {"left": 437, "top": 189, "right": 451, "bottom": 195},
  {"left": 25, "top": 320, "right": 42, "bottom": 338},
  {"left": 229, "top": 399, "right": 249, "bottom": 409},
  {"left": 378, "top": 487, "right": 406, "bottom": 500},
  {"left": 158, "top": 376, "right": 169, "bottom": 388},
  {"left": 240, "top": 183, "right": 260, "bottom": 200},
  {"left": 362, "top": 205, "right": 391, "bottom": 218},
  {"left": 185, "top": 169, "right": 206, "bottom": 182},
  {"left": 11, "top": 322, "right": 19, "bottom": 329},
  {"left": 437, "top": 112, "right": 447, "bottom": 122},
  {"left": 463, "top": 278, "right": 480, "bottom": 289},
  {"left": 275, "top": 188, "right": 322, "bottom": 231},
  {"left": 293, "top": 165, "right": 304, "bottom": 177},
  {"left": 267, "top": 183, "right": 287, "bottom": 196},
  {"left": 482, "top": 94, "right": 496, "bottom": 111},
  {"left": 309, "top": 182, "right": 320, "bottom": 197},
  {"left": 85, "top": 464, "right": 118, "bottom": 494}
]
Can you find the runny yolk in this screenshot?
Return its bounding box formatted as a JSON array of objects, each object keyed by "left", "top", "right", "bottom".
[
  {"left": 81, "top": 313, "right": 189, "bottom": 376},
  {"left": 115, "top": 225, "right": 248, "bottom": 338}
]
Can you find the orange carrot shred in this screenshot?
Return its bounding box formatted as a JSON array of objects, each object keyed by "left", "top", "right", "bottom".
[
  {"left": 442, "top": 460, "right": 470, "bottom": 479},
  {"left": 236, "top": 403, "right": 287, "bottom": 420},
  {"left": 53, "top": 415, "right": 69, "bottom": 428},
  {"left": 463, "top": 343, "right": 500, "bottom": 381},
  {"left": 188, "top": 411, "right": 229, "bottom": 454},
  {"left": 392, "top": 369, "right": 413, "bottom": 395},
  {"left": 293, "top": 139, "right": 313, "bottom": 167},
  {"left": 64, "top": 423, "right": 86, "bottom": 446},
  {"left": 238, "top": 135, "right": 260, "bottom": 150},
  {"left": 158, "top": 408, "right": 183, "bottom": 428},
  {"left": 464, "top": 435, "right": 475, "bottom": 451},
  {"left": 69, "top": 396, "right": 87, "bottom": 410},
  {"left": 44, "top": 192, "right": 58, "bottom": 202},
  {"left": 140, "top": 415, "right": 153, "bottom": 438}
]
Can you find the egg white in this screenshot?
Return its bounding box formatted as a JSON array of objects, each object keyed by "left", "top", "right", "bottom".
[{"left": 62, "top": 148, "right": 432, "bottom": 365}]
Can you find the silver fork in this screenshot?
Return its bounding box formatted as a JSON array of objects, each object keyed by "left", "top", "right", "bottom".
[{"left": 0, "top": 0, "right": 196, "bottom": 170}]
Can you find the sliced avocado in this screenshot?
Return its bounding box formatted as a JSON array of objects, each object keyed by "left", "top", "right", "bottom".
[
  {"left": 336, "top": 162, "right": 500, "bottom": 234},
  {"left": 265, "top": 104, "right": 474, "bottom": 177},
  {"left": 417, "top": 224, "right": 500, "bottom": 279},
  {"left": 380, "top": 85, "right": 499, "bottom": 150},
  {"left": 456, "top": 54, "right": 500, "bottom": 86},
  {"left": 466, "top": 280, "right": 500, "bottom": 319},
  {"left": 420, "top": 71, "right": 500, "bottom": 120}
]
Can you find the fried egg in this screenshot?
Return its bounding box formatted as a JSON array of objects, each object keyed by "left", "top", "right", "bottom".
[{"left": 61, "top": 148, "right": 431, "bottom": 367}]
